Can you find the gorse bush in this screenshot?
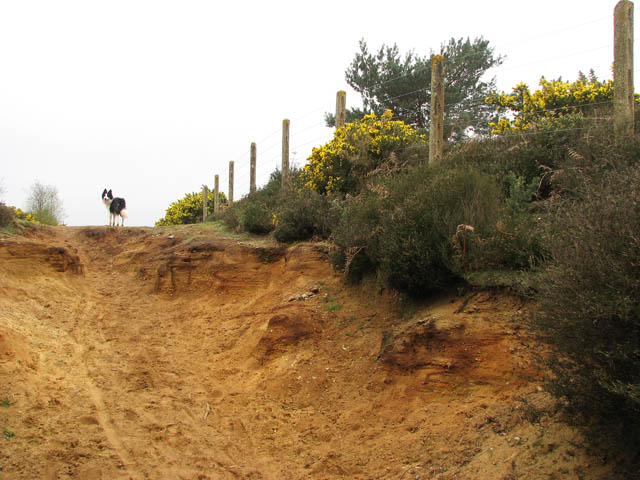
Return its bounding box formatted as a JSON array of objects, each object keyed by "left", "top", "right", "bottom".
[
  {"left": 156, "top": 189, "right": 227, "bottom": 226},
  {"left": 486, "top": 71, "right": 618, "bottom": 133},
  {"left": 302, "top": 110, "right": 426, "bottom": 195},
  {"left": 534, "top": 162, "right": 640, "bottom": 468}
]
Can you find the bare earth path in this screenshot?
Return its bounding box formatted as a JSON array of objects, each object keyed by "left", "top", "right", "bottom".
[{"left": 0, "top": 226, "right": 614, "bottom": 479}]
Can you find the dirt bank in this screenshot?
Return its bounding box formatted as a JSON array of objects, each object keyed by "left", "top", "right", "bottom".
[{"left": 0, "top": 226, "right": 613, "bottom": 479}]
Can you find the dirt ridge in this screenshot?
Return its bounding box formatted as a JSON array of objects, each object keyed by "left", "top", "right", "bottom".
[{"left": 0, "top": 226, "right": 614, "bottom": 479}]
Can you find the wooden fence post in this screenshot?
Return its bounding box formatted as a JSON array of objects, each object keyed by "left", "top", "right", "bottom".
[
  {"left": 250, "top": 142, "right": 257, "bottom": 194},
  {"left": 214, "top": 175, "right": 219, "bottom": 213},
  {"left": 614, "top": 0, "right": 635, "bottom": 140},
  {"left": 429, "top": 55, "right": 445, "bottom": 165},
  {"left": 282, "top": 119, "right": 290, "bottom": 187},
  {"left": 202, "top": 185, "right": 208, "bottom": 222},
  {"left": 335, "top": 90, "right": 346, "bottom": 129},
  {"left": 229, "top": 161, "right": 234, "bottom": 205}
]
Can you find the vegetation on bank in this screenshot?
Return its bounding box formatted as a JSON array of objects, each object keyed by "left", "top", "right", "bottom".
[
  {"left": 0, "top": 181, "right": 65, "bottom": 229},
  {"left": 156, "top": 78, "right": 639, "bottom": 476}
]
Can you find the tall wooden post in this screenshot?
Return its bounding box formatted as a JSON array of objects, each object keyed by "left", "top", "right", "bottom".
[
  {"left": 250, "top": 142, "right": 257, "bottom": 194},
  {"left": 335, "top": 90, "right": 346, "bottom": 129},
  {"left": 282, "top": 119, "right": 290, "bottom": 187},
  {"left": 214, "top": 174, "right": 219, "bottom": 213},
  {"left": 228, "top": 161, "right": 235, "bottom": 205},
  {"left": 614, "top": 0, "right": 635, "bottom": 140},
  {"left": 429, "top": 55, "right": 445, "bottom": 165},
  {"left": 202, "top": 185, "right": 208, "bottom": 222}
]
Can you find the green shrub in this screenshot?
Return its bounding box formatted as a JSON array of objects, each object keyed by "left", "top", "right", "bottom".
[
  {"left": 216, "top": 202, "right": 241, "bottom": 231},
  {"left": 447, "top": 114, "right": 597, "bottom": 200},
  {"left": 466, "top": 172, "right": 547, "bottom": 271},
  {"left": 212, "top": 170, "right": 283, "bottom": 235},
  {"left": 273, "top": 186, "right": 337, "bottom": 243},
  {"left": 330, "top": 190, "right": 381, "bottom": 282},
  {"left": 31, "top": 207, "right": 59, "bottom": 226},
  {"left": 534, "top": 163, "right": 640, "bottom": 468},
  {"left": 236, "top": 172, "right": 285, "bottom": 235},
  {"left": 373, "top": 165, "right": 503, "bottom": 297},
  {"left": 241, "top": 200, "right": 274, "bottom": 235}
]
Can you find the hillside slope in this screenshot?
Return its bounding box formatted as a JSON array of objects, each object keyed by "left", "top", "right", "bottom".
[{"left": 0, "top": 226, "right": 614, "bottom": 479}]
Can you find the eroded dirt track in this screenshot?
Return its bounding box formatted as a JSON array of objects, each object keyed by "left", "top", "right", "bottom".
[{"left": 0, "top": 226, "right": 614, "bottom": 479}]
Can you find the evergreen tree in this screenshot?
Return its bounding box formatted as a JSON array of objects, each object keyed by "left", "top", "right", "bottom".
[{"left": 327, "top": 37, "right": 503, "bottom": 139}]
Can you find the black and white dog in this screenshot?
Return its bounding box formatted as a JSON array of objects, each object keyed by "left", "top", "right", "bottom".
[{"left": 101, "top": 188, "right": 128, "bottom": 227}]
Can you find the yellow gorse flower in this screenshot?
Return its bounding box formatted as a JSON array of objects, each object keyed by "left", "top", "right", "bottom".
[
  {"left": 485, "top": 73, "right": 628, "bottom": 134},
  {"left": 302, "top": 110, "right": 426, "bottom": 194}
]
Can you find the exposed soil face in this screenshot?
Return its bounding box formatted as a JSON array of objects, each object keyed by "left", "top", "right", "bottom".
[{"left": 0, "top": 226, "right": 614, "bottom": 479}]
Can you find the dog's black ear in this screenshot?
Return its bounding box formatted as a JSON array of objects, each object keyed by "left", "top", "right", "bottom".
[
  {"left": 102, "top": 188, "right": 107, "bottom": 197},
  {"left": 108, "top": 189, "right": 113, "bottom": 199}
]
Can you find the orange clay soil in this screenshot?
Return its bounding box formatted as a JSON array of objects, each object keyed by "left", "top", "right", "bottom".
[{"left": 0, "top": 225, "right": 615, "bottom": 479}]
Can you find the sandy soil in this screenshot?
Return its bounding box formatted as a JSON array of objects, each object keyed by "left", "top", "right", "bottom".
[{"left": 0, "top": 225, "right": 615, "bottom": 479}]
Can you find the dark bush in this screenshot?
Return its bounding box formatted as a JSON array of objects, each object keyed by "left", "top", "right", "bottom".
[
  {"left": 466, "top": 172, "right": 547, "bottom": 271},
  {"left": 216, "top": 202, "right": 241, "bottom": 231},
  {"left": 534, "top": 162, "right": 640, "bottom": 468},
  {"left": 447, "top": 114, "right": 602, "bottom": 201},
  {"left": 373, "top": 165, "right": 503, "bottom": 297},
  {"left": 241, "top": 200, "right": 275, "bottom": 235},
  {"left": 213, "top": 170, "right": 284, "bottom": 235},
  {"left": 273, "top": 186, "right": 337, "bottom": 243},
  {"left": 0, "top": 203, "right": 15, "bottom": 228},
  {"left": 330, "top": 190, "right": 382, "bottom": 282}
]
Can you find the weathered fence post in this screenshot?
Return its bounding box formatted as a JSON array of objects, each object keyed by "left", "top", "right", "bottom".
[
  {"left": 228, "top": 161, "right": 234, "bottom": 205},
  {"left": 250, "top": 142, "right": 257, "bottom": 194},
  {"left": 202, "top": 185, "right": 208, "bottom": 222},
  {"left": 214, "top": 174, "right": 219, "bottom": 213},
  {"left": 614, "top": 0, "right": 635, "bottom": 140},
  {"left": 282, "top": 119, "right": 290, "bottom": 187},
  {"left": 429, "top": 55, "right": 445, "bottom": 165},
  {"left": 335, "top": 90, "right": 346, "bottom": 129}
]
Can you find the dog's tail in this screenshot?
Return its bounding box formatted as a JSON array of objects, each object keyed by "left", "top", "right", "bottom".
[{"left": 120, "top": 209, "right": 129, "bottom": 219}]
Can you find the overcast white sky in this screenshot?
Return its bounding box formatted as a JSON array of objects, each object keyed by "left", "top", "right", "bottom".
[{"left": 0, "top": 0, "right": 633, "bottom": 226}]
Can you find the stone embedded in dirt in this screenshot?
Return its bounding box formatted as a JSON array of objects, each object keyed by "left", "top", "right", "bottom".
[{"left": 288, "top": 289, "right": 319, "bottom": 302}]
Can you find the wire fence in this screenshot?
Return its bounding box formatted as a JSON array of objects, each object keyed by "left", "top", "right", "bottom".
[{"left": 207, "top": 10, "right": 631, "bottom": 205}]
